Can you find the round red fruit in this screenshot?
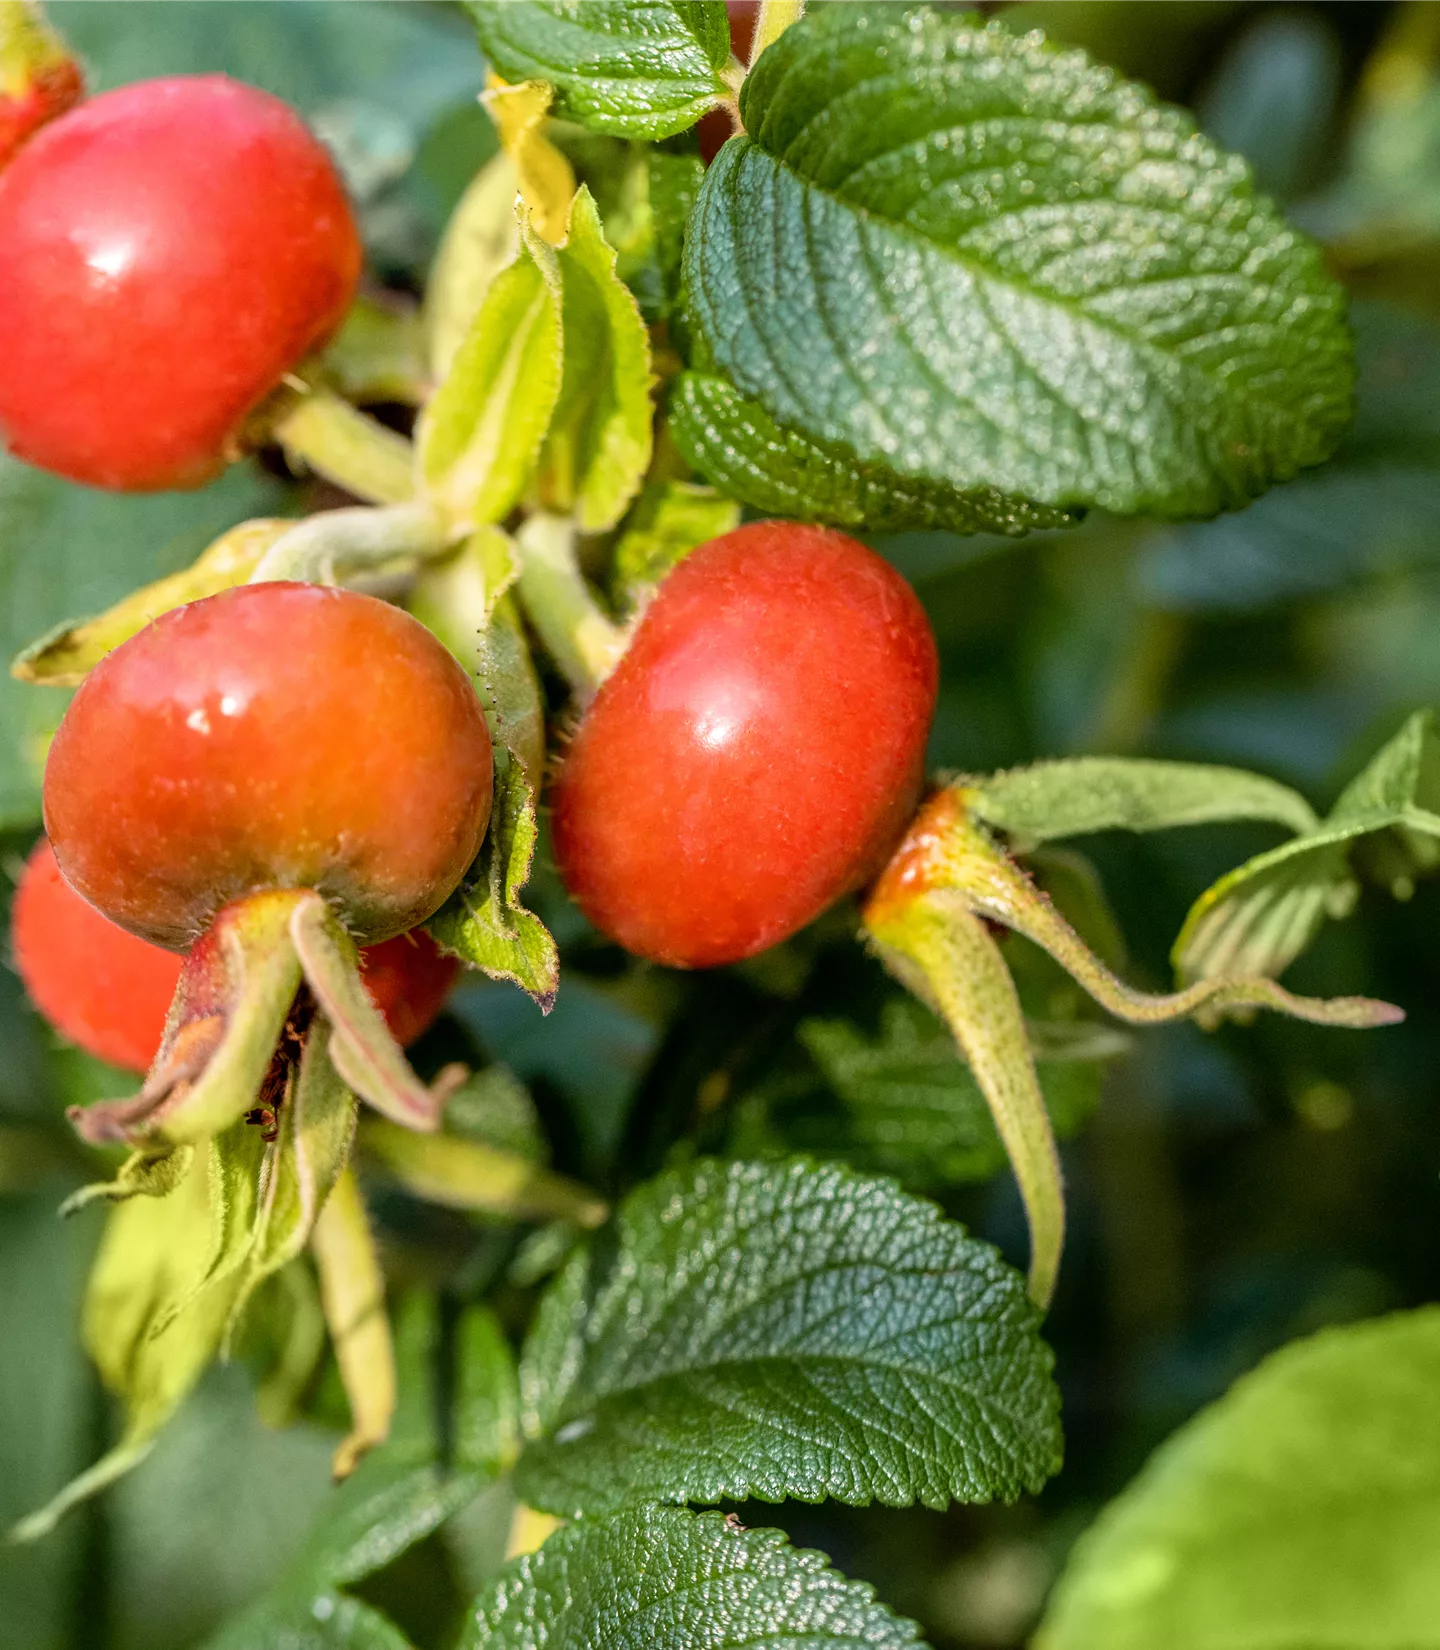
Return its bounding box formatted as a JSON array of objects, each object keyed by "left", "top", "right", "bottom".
[
  {"left": 552, "top": 522, "right": 938, "bottom": 968},
  {"left": 0, "top": 74, "right": 361, "bottom": 490},
  {"left": 13, "top": 840, "right": 460, "bottom": 1072},
  {"left": 13, "top": 838, "right": 181, "bottom": 1073},
  {"left": 43, "top": 583, "right": 493, "bottom": 950}
]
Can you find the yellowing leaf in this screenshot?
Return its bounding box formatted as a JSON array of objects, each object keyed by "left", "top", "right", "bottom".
[{"left": 481, "top": 74, "right": 576, "bottom": 245}]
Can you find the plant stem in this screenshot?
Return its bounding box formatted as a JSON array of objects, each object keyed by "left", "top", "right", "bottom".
[
  {"left": 751, "top": 0, "right": 804, "bottom": 64},
  {"left": 273, "top": 387, "right": 416, "bottom": 506},
  {"left": 312, "top": 1167, "right": 395, "bottom": 1478},
  {"left": 514, "top": 512, "right": 626, "bottom": 697}
]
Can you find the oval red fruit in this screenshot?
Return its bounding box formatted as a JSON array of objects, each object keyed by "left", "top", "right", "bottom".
[
  {"left": 0, "top": 74, "right": 361, "bottom": 490},
  {"left": 552, "top": 522, "right": 938, "bottom": 967},
  {"left": 13, "top": 840, "right": 461, "bottom": 1072},
  {"left": 44, "top": 583, "right": 493, "bottom": 950}
]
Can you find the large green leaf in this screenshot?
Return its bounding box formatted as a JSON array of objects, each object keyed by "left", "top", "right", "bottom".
[
  {"left": 669, "top": 371, "right": 1078, "bottom": 536},
  {"left": 685, "top": 8, "right": 1353, "bottom": 521},
  {"left": 1175, "top": 708, "right": 1440, "bottom": 983},
  {"left": 0, "top": 455, "right": 289, "bottom": 826},
  {"left": 515, "top": 1158, "right": 1062, "bottom": 1515},
  {"left": 460, "top": 1504, "right": 927, "bottom": 1650},
  {"left": 1037, "top": 1307, "right": 1440, "bottom": 1650},
  {"left": 206, "top": 1594, "right": 416, "bottom": 1650},
  {"left": 970, "top": 757, "right": 1319, "bottom": 847},
  {"left": 465, "top": 2, "right": 731, "bottom": 140},
  {"left": 730, "top": 997, "right": 1116, "bottom": 1193}
]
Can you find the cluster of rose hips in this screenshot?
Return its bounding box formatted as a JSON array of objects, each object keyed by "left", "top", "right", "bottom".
[{"left": 1, "top": 71, "right": 934, "bottom": 1200}]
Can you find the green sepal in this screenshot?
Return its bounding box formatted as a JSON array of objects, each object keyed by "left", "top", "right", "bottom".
[
  {"left": 246, "top": 501, "right": 450, "bottom": 587},
  {"left": 11, "top": 517, "right": 292, "bottom": 687},
  {"left": 1175, "top": 707, "right": 1440, "bottom": 984},
  {"left": 289, "top": 896, "right": 445, "bottom": 1134},
  {"left": 59, "top": 1144, "right": 195, "bottom": 1214},
  {"left": 537, "top": 186, "right": 655, "bottom": 532},
  {"left": 66, "top": 889, "right": 305, "bottom": 1150},
  {"left": 428, "top": 752, "right": 559, "bottom": 1012},
  {"left": 465, "top": 2, "right": 732, "bottom": 141},
  {"left": 686, "top": 8, "right": 1355, "bottom": 521},
  {"left": 425, "top": 152, "right": 522, "bottom": 383},
  {"left": 359, "top": 1117, "right": 606, "bottom": 1226},
  {"left": 611, "top": 475, "right": 740, "bottom": 605},
  {"left": 418, "top": 209, "right": 563, "bottom": 530},
  {"left": 670, "top": 371, "right": 1079, "bottom": 536},
  {"left": 12, "top": 1146, "right": 245, "bottom": 1540}
]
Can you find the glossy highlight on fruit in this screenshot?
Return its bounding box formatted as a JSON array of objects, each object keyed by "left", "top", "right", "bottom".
[
  {"left": 12, "top": 840, "right": 461, "bottom": 1072},
  {"left": 552, "top": 522, "right": 938, "bottom": 968},
  {"left": 0, "top": 74, "right": 361, "bottom": 490},
  {"left": 44, "top": 583, "right": 494, "bottom": 950}
]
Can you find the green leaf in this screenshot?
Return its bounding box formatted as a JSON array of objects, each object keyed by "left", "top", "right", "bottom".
[
  {"left": 205, "top": 1595, "right": 416, "bottom": 1650},
  {"left": 970, "top": 757, "right": 1320, "bottom": 847},
  {"left": 611, "top": 475, "right": 740, "bottom": 602},
  {"left": 1037, "top": 1307, "right": 1440, "bottom": 1650},
  {"left": 460, "top": 1503, "right": 927, "bottom": 1650},
  {"left": 538, "top": 186, "right": 655, "bottom": 532},
  {"left": 685, "top": 8, "right": 1354, "bottom": 521},
  {"left": 465, "top": 2, "right": 732, "bottom": 140},
  {"left": 646, "top": 149, "right": 705, "bottom": 320},
  {"left": 731, "top": 997, "right": 1112, "bottom": 1194},
  {"left": 1175, "top": 709, "right": 1440, "bottom": 983},
  {"left": 428, "top": 754, "right": 560, "bottom": 1011},
  {"left": 418, "top": 214, "right": 563, "bottom": 528},
  {"left": 515, "top": 1157, "right": 1062, "bottom": 1515},
  {"left": 670, "top": 371, "right": 1078, "bottom": 537},
  {"left": 425, "top": 153, "right": 522, "bottom": 382},
  {"left": 0, "top": 453, "right": 289, "bottom": 826}
]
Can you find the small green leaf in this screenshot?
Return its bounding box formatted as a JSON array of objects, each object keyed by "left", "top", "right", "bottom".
[
  {"left": 461, "top": 1504, "right": 927, "bottom": 1650},
  {"left": 732, "top": 997, "right": 1111, "bottom": 1194},
  {"left": 539, "top": 186, "right": 655, "bottom": 531},
  {"left": 466, "top": 2, "right": 732, "bottom": 140},
  {"left": 1175, "top": 708, "right": 1440, "bottom": 983},
  {"left": 428, "top": 754, "right": 559, "bottom": 1012},
  {"left": 686, "top": 8, "right": 1354, "bottom": 521},
  {"left": 418, "top": 214, "right": 563, "bottom": 529},
  {"left": 670, "top": 371, "right": 1078, "bottom": 536},
  {"left": 647, "top": 149, "right": 705, "bottom": 319},
  {"left": 426, "top": 154, "right": 522, "bottom": 382},
  {"left": 970, "top": 757, "right": 1320, "bottom": 847},
  {"left": 515, "top": 1157, "right": 1062, "bottom": 1515},
  {"left": 1037, "top": 1307, "right": 1440, "bottom": 1650},
  {"left": 611, "top": 475, "right": 740, "bottom": 602}
]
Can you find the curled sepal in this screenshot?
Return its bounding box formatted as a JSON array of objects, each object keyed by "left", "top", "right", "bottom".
[
  {"left": 877, "top": 789, "right": 1404, "bottom": 1033},
  {"left": 863, "top": 788, "right": 1405, "bottom": 1304},
  {"left": 67, "top": 890, "right": 306, "bottom": 1149},
  {"left": 289, "top": 895, "right": 445, "bottom": 1132},
  {"left": 360, "top": 1117, "right": 607, "bottom": 1227},
  {"left": 0, "top": 0, "right": 83, "bottom": 166},
  {"left": 247, "top": 501, "right": 450, "bottom": 587},
  {"left": 11, "top": 518, "right": 291, "bottom": 687},
  {"left": 865, "top": 898, "right": 1063, "bottom": 1311},
  {"left": 226, "top": 1017, "right": 359, "bottom": 1341},
  {"left": 59, "top": 1145, "right": 195, "bottom": 1215},
  {"left": 11, "top": 1148, "right": 240, "bottom": 1540},
  {"left": 312, "top": 1166, "right": 395, "bottom": 1478}
]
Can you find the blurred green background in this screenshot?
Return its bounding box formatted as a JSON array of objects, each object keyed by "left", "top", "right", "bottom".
[{"left": 3, "top": 4, "right": 1440, "bottom": 1647}]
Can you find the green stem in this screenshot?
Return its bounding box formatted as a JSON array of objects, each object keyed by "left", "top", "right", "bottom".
[
  {"left": 273, "top": 388, "right": 416, "bottom": 506},
  {"left": 869, "top": 899, "right": 1064, "bottom": 1310},
  {"left": 751, "top": 0, "right": 804, "bottom": 63},
  {"left": 514, "top": 512, "right": 626, "bottom": 697},
  {"left": 249, "top": 501, "right": 450, "bottom": 586},
  {"left": 312, "top": 1167, "right": 395, "bottom": 1478}
]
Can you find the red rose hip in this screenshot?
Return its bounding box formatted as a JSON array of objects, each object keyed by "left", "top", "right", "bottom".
[
  {"left": 12, "top": 840, "right": 460, "bottom": 1073},
  {"left": 0, "top": 74, "right": 361, "bottom": 490},
  {"left": 552, "top": 522, "right": 938, "bottom": 967},
  {"left": 43, "top": 582, "right": 493, "bottom": 950}
]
